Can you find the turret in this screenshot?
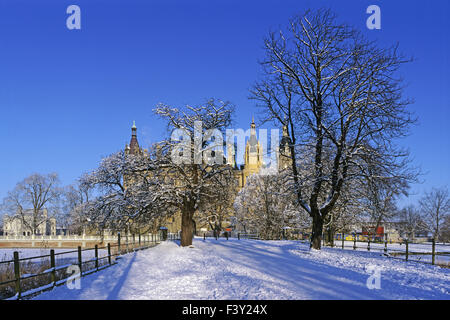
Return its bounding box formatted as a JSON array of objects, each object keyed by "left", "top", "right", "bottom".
[
  {"left": 128, "top": 121, "right": 141, "bottom": 155},
  {"left": 278, "top": 123, "right": 293, "bottom": 170}
]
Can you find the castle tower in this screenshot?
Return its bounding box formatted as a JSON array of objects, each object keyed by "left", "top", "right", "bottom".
[
  {"left": 126, "top": 121, "right": 142, "bottom": 155},
  {"left": 240, "top": 117, "right": 263, "bottom": 186},
  {"left": 245, "top": 116, "right": 263, "bottom": 167},
  {"left": 278, "top": 123, "right": 293, "bottom": 171}
]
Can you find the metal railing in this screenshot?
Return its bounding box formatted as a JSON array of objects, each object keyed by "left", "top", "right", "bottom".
[
  {"left": 0, "top": 234, "right": 119, "bottom": 241},
  {"left": 0, "top": 232, "right": 174, "bottom": 300}
]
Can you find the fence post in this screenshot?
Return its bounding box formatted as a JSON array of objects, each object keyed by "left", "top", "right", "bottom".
[
  {"left": 13, "top": 251, "right": 21, "bottom": 299},
  {"left": 139, "top": 234, "right": 141, "bottom": 249},
  {"left": 118, "top": 233, "right": 121, "bottom": 255},
  {"left": 353, "top": 235, "right": 357, "bottom": 250},
  {"left": 432, "top": 238, "right": 436, "bottom": 265},
  {"left": 77, "top": 246, "right": 82, "bottom": 276},
  {"left": 342, "top": 233, "right": 345, "bottom": 250},
  {"left": 95, "top": 244, "right": 99, "bottom": 271},
  {"left": 367, "top": 236, "right": 371, "bottom": 251},
  {"left": 384, "top": 233, "right": 388, "bottom": 253},
  {"left": 238, "top": 233, "right": 240, "bottom": 240},
  {"left": 108, "top": 243, "right": 112, "bottom": 265},
  {"left": 50, "top": 249, "right": 56, "bottom": 286},
  {"left": 203, "top": 233, "right": 206, "bottom": 241},
  {"left": 226, "top": 232, "right": 229, "bottom": 240},
  {"left": 405, "top": 239, "right": 409, "bottom": 261}
]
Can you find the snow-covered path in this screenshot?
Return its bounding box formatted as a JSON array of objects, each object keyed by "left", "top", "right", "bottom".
[{"left": 33, "top": 238, "right": 450, "bottom": 300}]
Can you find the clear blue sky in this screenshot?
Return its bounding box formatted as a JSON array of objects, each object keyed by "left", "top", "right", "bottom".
[{"left": 0, "top": 0, "right": 448, "bottom": 208}]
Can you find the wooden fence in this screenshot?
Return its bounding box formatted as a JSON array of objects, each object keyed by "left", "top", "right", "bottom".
[
  {"left": 322, "top": 233, "right": 450, "bottom": 267},
  {"left": 0, "top": 232, "right": 181, "bottom": 300},
  {"left": 201, "top": 232, "right": 259, "bottom": 241},
  {"left": 199, "top": 231, "right": 449, "bottom": 267}
]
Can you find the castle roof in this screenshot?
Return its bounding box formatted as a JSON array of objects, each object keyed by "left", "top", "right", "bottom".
[{"left": 128, "top": 121, "right": 141, "bottom": 155}]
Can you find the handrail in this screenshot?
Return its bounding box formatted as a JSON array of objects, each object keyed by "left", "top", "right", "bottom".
[{"left": 0, "top": 232, "right": 173, "bottom": 300}]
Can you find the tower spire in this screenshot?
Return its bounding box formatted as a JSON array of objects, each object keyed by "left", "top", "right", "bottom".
[
  {"left": 132, "top": 121, "right": 137, "bottom": 136},
  {"left": 129, "top": 121, "right": 140, "bottom": 155}
]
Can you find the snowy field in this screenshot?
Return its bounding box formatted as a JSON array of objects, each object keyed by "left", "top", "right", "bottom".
[{"left": 31, "top": 238, "right": 450, "bottom": 300}]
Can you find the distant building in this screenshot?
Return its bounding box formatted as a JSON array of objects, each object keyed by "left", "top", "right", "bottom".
[{"left": 3, "top": 208, "right": 56, "bottom": 236}]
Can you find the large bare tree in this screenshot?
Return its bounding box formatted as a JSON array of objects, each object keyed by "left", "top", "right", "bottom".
[
  {"left": 2, "top": 173, "right": 61, "bottom": 235},
  {"left": 152, "top": 99, "right": 235, "bottom": 246},
  {"left": 251, "top": 9, "right": 417, "bottom": 249}
]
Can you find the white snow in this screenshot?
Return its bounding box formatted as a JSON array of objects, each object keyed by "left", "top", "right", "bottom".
[{"left": 32, "top": 239, "right": 449, "bottom": 300}]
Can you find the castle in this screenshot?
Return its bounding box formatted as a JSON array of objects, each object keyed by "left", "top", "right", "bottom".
[
  {"left": 124, "top": 118, "right": 292, "bottom": 233},
  {"left": 3, "top": 208, "right": 57, "bottom": 236}
]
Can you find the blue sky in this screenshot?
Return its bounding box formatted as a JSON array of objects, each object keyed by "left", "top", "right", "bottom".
[{"left": 0, "top": 0, "right": 448, "bottom": 208}]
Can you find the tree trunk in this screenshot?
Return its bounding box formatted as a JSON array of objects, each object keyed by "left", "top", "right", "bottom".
[
  {"left": 310, "top": 213, "right": 324, "bottom": 249},
  {"left": 326, "top": 226, "right": 335, "bottom": 247},
  {"left": 180, "top": 209, "right": 194, "bottom": 247}
]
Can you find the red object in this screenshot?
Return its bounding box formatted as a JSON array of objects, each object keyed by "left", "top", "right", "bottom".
[
  {"left": 376, "top": 227, "right": 384, "bottom": 235},
  {"left": 362, "top": 226, "right": 384, "bottom": 235}
]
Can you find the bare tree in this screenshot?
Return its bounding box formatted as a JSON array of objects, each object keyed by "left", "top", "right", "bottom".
[
  {"left": 250, "top": 9, "right": 417, "bottom": 249},
  {"left": 152, "top": 99, "right": 235, "bottom": 246},
  {"left": 234, "top": 167, "right": 306, "bottom": 239},
  {"left": 441, "top": 215, "right": 450, "bottom": 243},
  {"left": 1, "top": 173, "right": 61, "bottom": 235},
  {"left": 397, "top": 205, "right": 426, "bottom": 241},
  {"left": 361, "top": 176, "right": 402, "bottom": 236},
  {"left": 61, "top": 182, "right": 91, "bottom": 235},
  {"left": 419, "top": 187, "right": 450, "bottom": 241},
  {"left": 80, "top": 150, "right": 163, "bottom": 235}
]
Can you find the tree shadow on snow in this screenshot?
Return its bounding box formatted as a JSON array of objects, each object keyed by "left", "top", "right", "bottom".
[
  {"left": 197, "top": 239, "right": 448, "bottom": 300},
  {"left": 106, "top": 251, "right": 138, "bottom": 300}
]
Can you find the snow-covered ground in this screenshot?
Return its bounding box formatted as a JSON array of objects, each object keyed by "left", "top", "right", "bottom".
[{"left": 33, "top": 238, "right": 449, "bottom": 300}]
